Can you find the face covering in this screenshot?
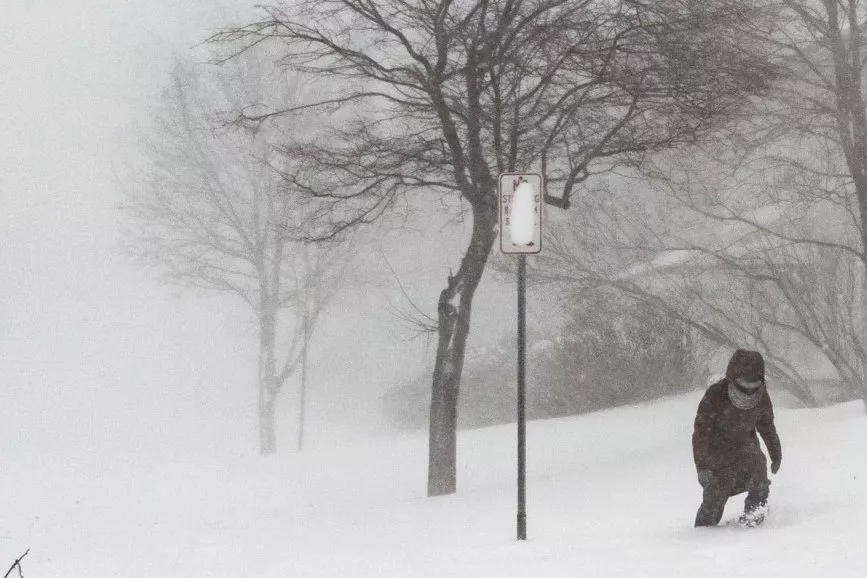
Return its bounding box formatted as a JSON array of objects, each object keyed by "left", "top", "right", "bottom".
[
  {"left": 735, "top": 377, "right": 763, "bottom": 391},
  {"left": 728, "top": 377, "right": 765, "bottom": 410}
]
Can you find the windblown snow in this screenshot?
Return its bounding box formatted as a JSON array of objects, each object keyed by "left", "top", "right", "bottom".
[{"left": 2, "top": 392, "right": 865, "bottom": 577}]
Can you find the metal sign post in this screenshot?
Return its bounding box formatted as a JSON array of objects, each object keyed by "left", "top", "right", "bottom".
[
  {"left": 498, "top": 173, "right": 543, "bottom": 542},
  {"left": 516, "top": 252, "right": 527, "bottom": 541}
]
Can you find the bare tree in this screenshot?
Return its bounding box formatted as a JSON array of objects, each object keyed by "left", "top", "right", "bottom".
[
  {"left": 485, "top": 0, "right": 867, "bottom": 413},
  {"left": 651, "top": 163, "right": 867, "bottom": 405},
  {"left": 122, "top": 56, "right": 350, "bottom": 454},
  {"left": 523, "top": 185, "right": 824, "bottom": 406},
  {"left": 607, "top": 0, "right": 867, "bottom": 406},
  {"left": 534, "top": 136, "right": 867, "bottom": 407},
  {"left": 208, "top": 0, "right": 778, "bottom": 495},
  {"left": 748, "top": 0, "right": 867, "bottom": 404},
  {"left": 766, "top": 0, "right": 867, "bottom": 260}
]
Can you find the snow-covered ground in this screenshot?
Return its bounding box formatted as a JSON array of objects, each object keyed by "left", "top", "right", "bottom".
[{"left": 3, "top": 391, "right": 866, "bottom": 577}]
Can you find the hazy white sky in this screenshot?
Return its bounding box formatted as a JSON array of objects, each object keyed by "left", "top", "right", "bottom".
[
  {"left": 1, "top": 1, "right": 528, "bottom": 469},
  {"left": 0, "top": 1, "right": 280, "bottom": 467}
]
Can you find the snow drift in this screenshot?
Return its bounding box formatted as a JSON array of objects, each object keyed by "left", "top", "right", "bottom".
[{"left": 2, "top": 391, "right": 865, "bottom": 577}]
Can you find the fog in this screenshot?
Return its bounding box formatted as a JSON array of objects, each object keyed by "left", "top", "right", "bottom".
[
  {"left": 1, "top": 1, "right": 531, "bottom": 473},
  {"left": 1, "top": 1, "right": 228, "bottom": 466},
  {"left": 4, "top": 1, "right": 867, "bottom": 575},
  {"left": 4, "top": 0, "right": 862, "bottom": 474}
]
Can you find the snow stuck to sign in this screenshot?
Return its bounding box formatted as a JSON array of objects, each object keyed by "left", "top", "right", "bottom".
[{"left": 2, "top": 392, "right": 866, "bottom": 577}]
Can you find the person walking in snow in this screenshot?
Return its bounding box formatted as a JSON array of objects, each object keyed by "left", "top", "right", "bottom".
[{"left": 692, "top": 349, "right": 782, "bottom": 527}]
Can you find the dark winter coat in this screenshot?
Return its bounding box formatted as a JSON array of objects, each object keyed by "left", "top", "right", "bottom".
[{"left": 692, "top": 350, "right": 782, "bottom": 473}]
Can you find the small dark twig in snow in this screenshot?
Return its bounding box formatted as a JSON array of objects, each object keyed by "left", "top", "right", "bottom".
[{"left": 3, "top": 549, "right": 29, "bottom": 578}]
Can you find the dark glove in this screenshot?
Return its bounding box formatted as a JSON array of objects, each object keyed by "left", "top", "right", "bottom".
[
  {"left": 697, "top": 469, "right": 713, "bottom": 487},
  {"left": 771, "top": 459, "right": 781, "bottom": 474}
]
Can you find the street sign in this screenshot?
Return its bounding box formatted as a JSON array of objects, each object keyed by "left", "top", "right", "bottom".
[{"left": 499, "top": 173, "right": 543, "bottom": 254}]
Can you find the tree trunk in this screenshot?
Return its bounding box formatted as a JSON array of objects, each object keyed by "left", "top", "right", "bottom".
[
  {"left": 258, "top": 303, "right": 279, "bottom": 455},
  {"left": 821, "top": 25, "right": 867, "bottom": 411},
  {"left": 846, "top": 131, "right": 867, "bottom": 414},
  {"left": 427, "top": 202, "right": 498, "bottom": 496},
  {"left": 259, "top": 393, "right": 277, "bottom": 454},
  {"left": 861, "top": 268, "right": 867, "bottom": 413},
  {"left": 297, "top": 306, "right": 310, "bottom": 452}
]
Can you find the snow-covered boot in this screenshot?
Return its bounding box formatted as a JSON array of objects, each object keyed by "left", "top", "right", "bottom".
[{"left": 738, "top": 502, "right": 769, "bottom": 527}]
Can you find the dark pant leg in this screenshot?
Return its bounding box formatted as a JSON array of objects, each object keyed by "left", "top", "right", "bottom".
[
  {"left": 695, "top": 483, "right": 729, "bottom": 527},
  {"left": 741, "top": 450, "right": 771, "bottom": 513}
]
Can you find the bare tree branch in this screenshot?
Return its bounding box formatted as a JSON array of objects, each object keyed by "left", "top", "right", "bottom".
[{"left": 3, "top": 550, "right": 29, "bottom": 578}]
